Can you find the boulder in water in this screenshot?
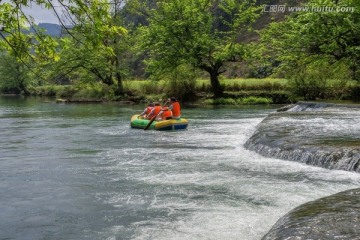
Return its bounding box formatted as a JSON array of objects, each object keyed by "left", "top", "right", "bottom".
[{"left": 262, "top": 188, "right": 360, "bottom": 240}]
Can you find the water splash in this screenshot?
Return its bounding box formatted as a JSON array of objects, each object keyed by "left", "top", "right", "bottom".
[{"left": 245, "top": 102, "right": 360, "bottom": 172}]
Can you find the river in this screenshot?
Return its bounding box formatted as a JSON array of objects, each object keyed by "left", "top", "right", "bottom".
[{"left": 1, "top": 96, "right": 359, "bottom": 240}]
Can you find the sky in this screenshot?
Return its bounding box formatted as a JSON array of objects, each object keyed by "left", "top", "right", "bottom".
[
  {"left": 2, "top": 0, "right": 63, "bottom": 24},
  {"left": 2, "top": 0, "right": 125, "bottom": 25},
  {"left": 22, "top": 3, "right": 61, "bottom": 24}
]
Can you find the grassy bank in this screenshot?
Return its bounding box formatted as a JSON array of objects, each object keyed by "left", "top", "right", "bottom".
[
  {"left": 28, "top": 77, "right": 360, "bottom": 105},
  {"left": 125, "top": 78, "right": 288, "bottom": 93},
  {"left": 122, "top": 78, "right": 290, "bottom": 104}
]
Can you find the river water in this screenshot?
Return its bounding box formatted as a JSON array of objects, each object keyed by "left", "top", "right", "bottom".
[{"left": 1, "top": 96, "right": 360, "bottom": 240}]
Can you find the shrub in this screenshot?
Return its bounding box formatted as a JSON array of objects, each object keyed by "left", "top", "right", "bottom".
[
  {"left": 289, "top": 70, "right": 328, "bottom": 100},
  {"left": 56, "top": 85, "right": 77, "bottom": 99},
  {"left": 0, "top": 53, "right": 32, "bottom": 95},
  {"left": 202, "top": 98, "right": 236, "bottom": 105},
  {"left": 214, "top": 98, "right": 237, "bottom": 105},
  {"left": 72, "top": 82, "right": 116, "bottom": 100},
  {"left": 196, "top": 81, "right": 212, "bottom": 92},
  {"left": 288, "top": 60, "right": 353, "bottom": 100},
  {"left": 162, "top": 65, "right": 197, "bottom": 102},
  {"left": 29, "top": 85, "right": 68, "bottom": 97},
  {"left": 350, "top": 84, "right": 360, "bottom": 99},
  {"left": 203, "top": 97, "right": 272, "bottom": 105},
  {"left": 141, "top": 81, "right": 160, "bottom": 94},
  {"left": 238, "top": 96, "right": 273, "bottom": 105},
  {"left": 203, "top": 99, "right": 214, "bottom": 105}
]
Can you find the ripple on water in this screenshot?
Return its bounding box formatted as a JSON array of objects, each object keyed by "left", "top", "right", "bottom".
[{"left": 2, "top": 101, "right": 360, "bottom": 240}]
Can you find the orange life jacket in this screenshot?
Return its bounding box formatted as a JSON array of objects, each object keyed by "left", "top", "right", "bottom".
[
  {"left": 145, "top": 106, "right": 153, "bottom": 115},
  {"left": 161, "top": 107, "right": 173, "bottom": 120},
  {"left": 149, "top": 106, "right": 162, "bottom": 118},
  {"left": 171, "top": 102, "right": 181, "bottom": 118}
]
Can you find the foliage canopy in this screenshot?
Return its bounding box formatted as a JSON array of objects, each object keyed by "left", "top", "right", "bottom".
[
  {"left": 136, "top": 0, "right": 261, "bottom": 97},
  {"left": 0, "top": 0, "right": 360, "bottom": 101}
]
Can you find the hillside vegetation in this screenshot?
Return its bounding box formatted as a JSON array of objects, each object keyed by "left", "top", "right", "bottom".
[{"left": 0, "top": 0, "right": 359, "bottom": 103}]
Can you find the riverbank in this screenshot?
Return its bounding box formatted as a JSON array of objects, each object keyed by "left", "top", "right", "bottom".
[
  {"left": 25, "top": 78, "right": 289, "bottom": 105},
  {"left": 19, "top": 77, "right": 360, "bottom": 105}
]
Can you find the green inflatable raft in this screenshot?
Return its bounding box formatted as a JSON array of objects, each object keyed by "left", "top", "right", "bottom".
[{"left": 130, "top": 115, "right": 188, "bottom": 130}]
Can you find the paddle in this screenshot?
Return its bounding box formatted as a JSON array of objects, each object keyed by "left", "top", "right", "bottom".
[
  {"left": 144, "top": 100, "right": 169, "bottom": 130},
  {"left": 143, "top": 114, "right": 158, "bottom": 130}
]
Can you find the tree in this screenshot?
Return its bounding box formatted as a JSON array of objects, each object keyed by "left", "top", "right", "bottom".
[
  {"left": 0, "top": 1, "right": 56, "bottom": 94},
  {"left": 0, "top": 0, "right": 132, "bottom": 96},
  {"left": 261, "top": 0, "right": 360, "bottom": 80},
  {"left": 0, "top": 51, "right": 32, "bottom": 94},
  {"left": 0, "top": 1, "right": 60, "bottom": 67},
  {"left": 51, "top": 0, "right": 130, "bottom": 95},
  {"left": 136, "top": 0, "right": 261, "bottom": 98}
]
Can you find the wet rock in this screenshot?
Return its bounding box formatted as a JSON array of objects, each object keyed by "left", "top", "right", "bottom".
[
  {"left": 276, "top": 104, "right": 296, "bottom": 112},
  {"left": 262, "top": 188, "right": 360, "bottom": 240},
  {"left": 245, "top": 102, "right": 360, "bottom": 172}
]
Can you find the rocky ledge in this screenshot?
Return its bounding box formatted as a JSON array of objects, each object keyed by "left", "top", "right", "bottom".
[{"left": 245, "top": 102, "right": 360, "bottom": 172}]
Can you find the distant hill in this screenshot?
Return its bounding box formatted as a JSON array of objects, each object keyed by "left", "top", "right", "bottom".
[
  {"left": 37, "top": 23, "right": 62, "bottom": 36},
  {"left": 30, "top": 23, "right": 72, "bottom": 37},
  {"left": 0, "top": 23, "right": 63, "bottom": 37}
]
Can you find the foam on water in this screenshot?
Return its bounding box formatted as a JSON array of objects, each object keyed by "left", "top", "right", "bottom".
[
  {"left": 1, "top": 99, "right": 359, "bottom": 240},
  {"left": 92, "top": 113, "right": 360, "bottom": 240}
]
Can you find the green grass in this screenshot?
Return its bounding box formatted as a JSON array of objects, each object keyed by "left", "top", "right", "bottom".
[
  {"left": 124, "top": 79, "right": 167, "bottom": 94},
  {"left": 125, "top": 78, "right": 289, "bottom": 93},
  {"left": 27, "top": 76, "right": 360, "bottom": 104},
  {"left": 125, "top": 78, "right": 287, "bottom": 87},
  {"left": 203, "top": 96, "right": 273, "bottom": 105},
  {"left": 198, "top": 77, "right": 288, "bottom": 86},
  {"left": 105, "top": 78, "right": 290, "bottom": 104}
]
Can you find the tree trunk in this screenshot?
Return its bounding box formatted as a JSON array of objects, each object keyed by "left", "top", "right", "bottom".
[
  {"left": 200, "top": 63, "right": 224, "bottom": 98},
  {"left": 210, "top": 70, "right": 223, "bottom": 98},
  {"left": 19, "top": 82, "right": 30, "bottom": 96},
  {"left": 350, "top": 64, "right": 360, "bottom": 81},
  {"left": 115, "top": 72, "right": 124, "bottom": 95}
]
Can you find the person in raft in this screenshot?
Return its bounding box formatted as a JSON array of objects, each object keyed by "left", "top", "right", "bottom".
[
  {"left": 139, "top": 102, "right": 154, "bottom": 119},
  {"left": 147, "top": 102, "right": 162, "bottom": 120},
  {"left": 156, "top": 106, "right": 173, "bottom": 121},
  {"left": 167, "top": 97, "right": 181, "bottom": 119}
]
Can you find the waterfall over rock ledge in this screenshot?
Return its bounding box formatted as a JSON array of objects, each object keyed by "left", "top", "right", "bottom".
[{"left": 245, "top": 102, "right": 360, "bottom": 172}]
